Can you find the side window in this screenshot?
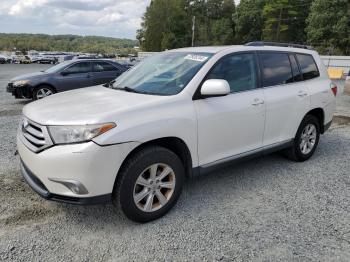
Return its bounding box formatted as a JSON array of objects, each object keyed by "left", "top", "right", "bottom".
[
  {"left": 93, "top": 61, "right": 117, "bottom": 72},
  {"left": 295, "top": 54, "right": 320, "bottom": 80},
  {"left": 289, "top": 54, "right": 303, "bottom": 82},
  {"left": 260, "top": 52, "right": 293, "bottom": 87},
  {"left": 64, "top": 62, "right": 91, "bottom": 74},
  {"left": 206, "top": 53, "right": 257, "bottom": 93}
]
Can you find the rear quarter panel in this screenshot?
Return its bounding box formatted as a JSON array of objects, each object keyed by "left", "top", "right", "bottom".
[{"left": 308, "top": 53, "right": 335, "bottom": 125}]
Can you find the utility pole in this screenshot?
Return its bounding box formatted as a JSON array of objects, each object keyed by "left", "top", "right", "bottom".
[
  {"left": 276, "top": 7, "right": 283, "bottom": 41},
  {"left": 192, "top": 16, "right": 196, "bottom": 47}
]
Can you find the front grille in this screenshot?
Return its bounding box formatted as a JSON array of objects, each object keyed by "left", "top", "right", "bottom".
[{"left": 20, "top": 118, "right": 53, "bottom": 153}]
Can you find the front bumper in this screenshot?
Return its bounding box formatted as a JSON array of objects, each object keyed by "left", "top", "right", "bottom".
[
  {"left": 17, "top": 134, "right": 139, "bottom": 204},
  {"left": 7, "top": 83, "right": 33, "bottom": 99},
  {"left": 20, "top": 160, "right": 111, "bottom": 205}
]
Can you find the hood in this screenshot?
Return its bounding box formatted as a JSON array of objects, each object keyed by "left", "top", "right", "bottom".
[
  {"left": 11, "top": 71, "right": 49, "bottom": 82},
  {"left": 23, "top": 86, "right": 169, "bottom": 125}
]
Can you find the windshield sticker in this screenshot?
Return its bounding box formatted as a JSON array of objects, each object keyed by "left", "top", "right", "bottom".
[{"left": 184, "top": 54, "right": 209, "bottom": 62}]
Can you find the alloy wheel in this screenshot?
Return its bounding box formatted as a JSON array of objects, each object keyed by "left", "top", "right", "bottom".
[
  {"left": 133, "top": 163, "right": 176, "bottom": 213},
  {"left": 300, "top": 123, "right": 317, "bottom": 155},
  {"left": 36, "top": 88, "right": 53, "bottom": 99}
]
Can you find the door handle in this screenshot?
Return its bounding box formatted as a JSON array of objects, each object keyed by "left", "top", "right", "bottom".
[
  {"left": 252, "top": 98, "right": 264, "bottom": 106},
  {"left": 298, "top": 90, "right": 308, "bottom": 97}
]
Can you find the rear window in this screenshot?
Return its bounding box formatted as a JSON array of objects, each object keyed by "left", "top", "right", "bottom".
[
  {"left": 295, "top": 54, "right": 320, "bottom": 80},
  {"left": 260, "top": 52, "right": 293, "bottom": 87},
  {"left": 93, "top": 61, "right": 117, "bottom": 72}
]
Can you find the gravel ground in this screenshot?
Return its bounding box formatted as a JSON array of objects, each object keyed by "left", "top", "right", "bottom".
[{"left": 0, "top": 64, "right": 350, "bottom": 261}]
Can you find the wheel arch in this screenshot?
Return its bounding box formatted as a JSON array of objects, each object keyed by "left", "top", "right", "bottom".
[
  {"left": 305, "top": 108, "right": 325, "bottom": 133},
  {"left": 118, "top": 137, "right": 193, "bottom": 180}
]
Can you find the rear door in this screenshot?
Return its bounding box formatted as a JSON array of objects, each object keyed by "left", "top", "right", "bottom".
[
  {"left": 55, "top": 61, "right": 93, "bottom": 91},
  {"left": 91, "top": 61, "right": 122, "bottom": 85},
  {"left": 260, "top": 52, "right": 310, "bottom": 146}
]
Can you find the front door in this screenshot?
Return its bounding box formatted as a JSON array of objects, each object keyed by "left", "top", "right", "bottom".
[
  {"left": 55, "top": 61, "right": 93, "bottom": 91},
  {"left": 194, "top": 52, "right": 266, "bottom": 166}
]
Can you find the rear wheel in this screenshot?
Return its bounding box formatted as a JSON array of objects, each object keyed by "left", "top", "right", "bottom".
[
  {"left": 113, "top": 146, "right": 185, "bottom": 223},
  {"left": 284, "top": 115, "right": 320, "bottom": 161},
  {"left": 33, "top": 85, "right": 55, "bottom": 100}
]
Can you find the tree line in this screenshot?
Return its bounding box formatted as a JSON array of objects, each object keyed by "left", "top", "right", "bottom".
[
  {"left": 0, "top": 33, "right": 139, "bottom": 55},
  {"left": 137, "top": 0, "right": 350, "bottom": 55}
]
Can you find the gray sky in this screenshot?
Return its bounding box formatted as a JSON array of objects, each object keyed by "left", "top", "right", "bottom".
[
  {"left": 0, "top": 0, "right": 151, "bottom": 39},
  {"left": 0, "top": 0, "right": 240, "bottom": 39}
]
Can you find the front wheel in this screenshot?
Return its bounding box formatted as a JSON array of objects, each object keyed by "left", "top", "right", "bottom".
[
  {"left": 113, "top": 146, "right": 185, "bottom": 223},
  {"left": 284, "top": 115, "right": 320, "bottom": 162},
  {"left": 33, "top": 85, "right": 55, "bottom": 100}
]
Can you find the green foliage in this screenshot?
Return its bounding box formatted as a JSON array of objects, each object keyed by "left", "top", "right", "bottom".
[
  {"left": 235, "top": 0, "right": 265, "bottom": 43},
  {"left": 138, "top": 0, "right": 236, "bottom": 51},
  {"left": 307, "top": 0, "right": 350, "bottom": 55},
  {"left": 0, "top": 33, "right": 138, "bottom": 54},
  {"left": 138, "top": 0, "right": 191, "bottom": 51},
  {"left": 262, "top": 0, "right": 312, "bottom": 43}
]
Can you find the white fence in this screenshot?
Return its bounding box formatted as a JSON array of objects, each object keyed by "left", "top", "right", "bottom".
[{"left": 321, "top": 56, "right": 350, "bottom": 73}]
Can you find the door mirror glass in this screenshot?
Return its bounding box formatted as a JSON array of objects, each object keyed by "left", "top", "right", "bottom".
[{"left": 200, "top": 79, "right": 230, "bottom": 97}]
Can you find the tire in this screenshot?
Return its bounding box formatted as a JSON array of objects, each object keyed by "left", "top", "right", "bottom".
[
  {"left": 33, "top": 85, "right": 55, "bottom": 100},
  {"left": 284, "top": 115, "right": 320, "bottom": 162},
  {"left": 113, "top": 146, "right": 185, "bottom": 223}
]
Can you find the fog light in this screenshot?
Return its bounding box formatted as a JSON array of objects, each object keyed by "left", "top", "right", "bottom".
[{"left": 48, "top": 178, "right": 89, "bottom": 195}]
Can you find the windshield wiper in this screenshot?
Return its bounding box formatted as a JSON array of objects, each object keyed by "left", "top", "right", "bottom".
[{"left": 114, "top": 86, "right": 142, "bottom": 94}]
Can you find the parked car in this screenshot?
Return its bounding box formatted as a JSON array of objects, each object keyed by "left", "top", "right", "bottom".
[
  {"left": 7, "top": 59, "right": 127, "bottom": 100},
  {"left": 32, "top": 55, "right": 56, "bottom": 64},
  {"left": 21, "top": 56, "right": 32, "bottom": 64},
  {"left": 17, "top": 43, "right": 336, "bottom": 222},
  {"left": 0, "top": 55, "right": 6, "bottom": 64}
]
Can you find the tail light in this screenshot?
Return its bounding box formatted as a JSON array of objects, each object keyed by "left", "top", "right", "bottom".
[{"left": 330, "top": 83, "right": 337, "bottom": 97}]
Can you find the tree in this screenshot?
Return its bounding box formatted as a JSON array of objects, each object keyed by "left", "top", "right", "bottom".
[
  {"left": 210, "top": 0, "right": 236, "bottom": 45},
  {"left": 262, "top": 0, "right": 312, "bottom": 43},
  {"left": 138, "top": 0, "right": 191, "bottom": 51},
  {"left": 307, "top": 0, "right": 350, "bottom": 55},
  {"left": 262, "top": 0, "right": 297, "bottom": 42},
  {"left": 235, "top": 0, "right": 265, "bottom": 44}
]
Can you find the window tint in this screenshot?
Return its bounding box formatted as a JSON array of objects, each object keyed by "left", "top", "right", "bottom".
[
  {"left": 207, "top": 53, "right": 257, "bottom": 93},
  {"left": 296, "top": 54, "right": 320, "bottom": 80},
  {"left": 93, "top": 61, "right": 117, "bottom": 72},
  {"left": 64, "top": 62, "right": 91, "bottom": 74},
  {"left": 289, "top": 54, "right": 303, "bottom": 82},
  {"left": 260, "top": 52, "right": 293, "bottom": 87}
]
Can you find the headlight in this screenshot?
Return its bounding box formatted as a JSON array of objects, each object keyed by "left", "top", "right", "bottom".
[
  {"left": 48, "top": 123, "right": 116, "bottom": 144},
  {"left": 13, "top": 80, "right": 30, "bottom": 87}
]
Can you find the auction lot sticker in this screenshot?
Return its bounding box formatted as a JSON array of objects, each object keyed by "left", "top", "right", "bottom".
[{"left": 184, "top": 54, "right": 209, "bottom": 62}]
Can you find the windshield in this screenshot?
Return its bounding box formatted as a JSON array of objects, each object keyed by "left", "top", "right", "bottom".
[
  {"left": 44, "top": 60, "right": 71, "bottom": 73},
  {"left": 112, "top": 52, "right": 213, "bottom": 95}
]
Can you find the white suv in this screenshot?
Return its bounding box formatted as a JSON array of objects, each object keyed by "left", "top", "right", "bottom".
[{"left": 17, "top": 42, "right": 336, "bottom": 222}]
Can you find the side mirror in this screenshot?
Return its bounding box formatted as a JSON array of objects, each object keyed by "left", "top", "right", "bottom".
[{"left": 200, "top": 79, "right": 230, "bottom": 97}]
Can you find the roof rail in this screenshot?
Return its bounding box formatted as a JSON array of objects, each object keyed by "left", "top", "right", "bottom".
[{"left": 245, "top": 41, "right": 313, "bottom": 50}]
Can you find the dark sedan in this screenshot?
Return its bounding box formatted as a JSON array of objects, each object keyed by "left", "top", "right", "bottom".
[{"left": 7, "top": 59, "right": 127, "bottom": 100}]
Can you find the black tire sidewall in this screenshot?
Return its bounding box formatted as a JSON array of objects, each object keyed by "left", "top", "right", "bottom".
[
  {"left": 294, "top": 115, "right": 320, "bottom": 161},
  {"left": 117, "top": 147, "right": 185, "bottom": 223}
]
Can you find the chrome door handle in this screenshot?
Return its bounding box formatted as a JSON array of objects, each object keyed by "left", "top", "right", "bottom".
[
  {"left": 252, "top": 98, "right": 264, "bottom": 106},
  {"left": 298, "top": 90, "right": 308, "bottom": 97}
]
